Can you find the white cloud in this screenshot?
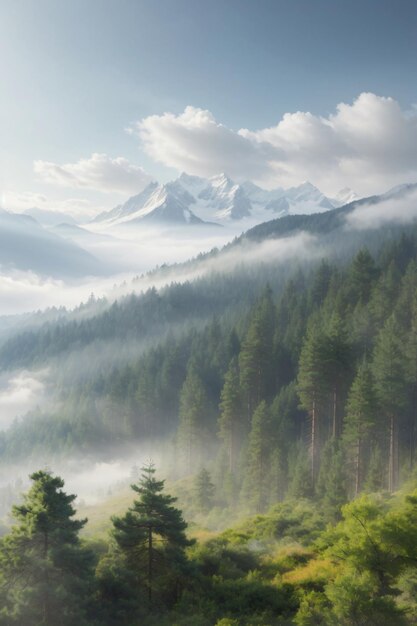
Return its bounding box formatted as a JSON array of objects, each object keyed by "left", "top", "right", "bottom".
[
  {"left": 0, "top": 371, "right": 45, "bottom": 430},
  {"left": 133, "top": 105, "right": 278, "bottom": 181},
  {"left": 2, "top": 190, "right": 103, "bottom": 219},
  {"left": 345, "top": 186, "right": 417, "bottom": 230},
  {"left": 34, "top": 153, "right": 152, "bottom": 195},
  {"left": 133, "top": 93, "right": 417, "bottom": 196}
]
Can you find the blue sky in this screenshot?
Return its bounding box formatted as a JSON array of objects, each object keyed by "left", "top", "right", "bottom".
[{"left": 1, "top": 0, "right": 417, "bottom": 215}]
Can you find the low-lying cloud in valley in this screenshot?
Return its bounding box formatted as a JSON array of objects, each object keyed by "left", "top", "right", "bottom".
[
  {"left": 345, "top": 186, "right": 417, "bottom": 230},
  {"left": 0, "top": 370, "right": 45, "bottom": 430}
]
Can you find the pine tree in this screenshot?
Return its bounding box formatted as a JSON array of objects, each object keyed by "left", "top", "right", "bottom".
[
  {"left": 323, "top": 312, "right": 351, "bottom": 438},
  {"left": 310, "top": 259, "right": 332, "bottom": 307},
  {"left": 177, "top": 365, "right": 209, "bottom": 473},
  {"left": 297, "top": 319, "right": 327, "bottom": 486},
  {"left": 349, "top": 248, "right": 378, "bottom": 305},
  {"left": 288, "top": 443, "right": 313, "bottom": 499},
  {"left": 364, "top": 445, "right": 385, "bottom": 492},
  {"left": 404, "top": 290, "right": 417, "bottom": 470},
  {"left": 239, "top": 286, "right": 276, "bottom": 418},
  {"left": 343, "top": 362, "right": 378, "bottom": 496},
  {"left": 317, "top": 439, "right": 347, "bottom": 521},
  {"left": 218, "top": 358, "right": 243, "bottom": 474},
  {"left": 194, "top": 468, "right": 215, "bottom": 513},
  {"left": 373, "top": 316, "right": 407, "bottom": 492},
  {"left": 0, "top": 470, "right": 94, "bottom": 626},
  {"left": 112, "top": 463, "right": 192, "bottom": 606},
  {"left": 241, "top": 401, "right": 272, "bottom": 512}
]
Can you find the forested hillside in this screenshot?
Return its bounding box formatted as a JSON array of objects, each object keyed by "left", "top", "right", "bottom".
[
  {"left": 2, "top": 211, "right": 417, "bottom": 624},
  {"left": 2, "top": 222, "right": 417, "bottom": 508}
]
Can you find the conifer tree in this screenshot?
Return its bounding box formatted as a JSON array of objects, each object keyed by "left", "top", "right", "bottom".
[
  {"left": 288, "top": 443, "right": 313, "bottom": 499},
  {"left": 241, "top": 401, "right": 272, "bottom": 512},
  {"left": 323, "top": 312, "right": 351, "bottom": 438},
  {"left": 317, "top": 439, "right": 347, "bottom": 521},
  {"left": 239, "top": 286, "right": 276, "bottom": 418},
  {"left": 112, "top": 463, "right": 192, "bottom": 606},
  {"left": 404, "top": 290, "right": 417, "bottom": 470},
  {"left": 194, "top": 468, "right": 215, "bottom": 513},
  {"left": 364, "top": 445, "right": 385, "bottom": 492},
  {"left": 0, "top": 470, "right": 94, "bottom": 626},
  {"left": 177, "top": 365, "right": 209, "bottom": 473},
  {"left": 373, "top": 316, "right": 407, "bottom": 492},
  {"left": 218, "top": 358, "right": 243, "bottom": 474},
  {"left": 349, "top": 248, "right": 378, "bottom": 305},
  {"left": 343, "top": 362, "right": 378, "bottom": 496},
  {"left": 297, "top": 319, "right": 327, "bottom": 486}
]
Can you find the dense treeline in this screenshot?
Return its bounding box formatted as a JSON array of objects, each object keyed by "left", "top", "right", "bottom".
[
  {"left": 3, "top": 230, "right": 417, "bottom": 509},
  {"left": 3, "top": 221, "right": 417, "bottom": 622}
]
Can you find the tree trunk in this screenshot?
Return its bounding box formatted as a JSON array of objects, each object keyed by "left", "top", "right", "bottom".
[
  {"left": 148, "top": 525, "right": 153, "bottom": 604},
  {"left": 43, "top": 529, "right": 50, "bottom": 625},
  {"left": 388, "top": 414, "right": 395, "bottom": 493},
  {"left": 355, "top": 435, "right": 361, "bottom": 497},
  {"left": 311, "top": 397, "right": 316, "bottom": 487},
  {"left": 332, "top": 387, "right": 337, "bottom": 439}
]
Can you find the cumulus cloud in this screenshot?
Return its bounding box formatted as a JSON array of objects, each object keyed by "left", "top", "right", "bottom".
[
  {"left": 34, "top": 153, "right": 152, "bottom": 195},
  {"left": 133, "top": 106, "right": 279, "bottom": 181},
  {"left": 133, "top": 93, "right": 417, "bottom": 196}
]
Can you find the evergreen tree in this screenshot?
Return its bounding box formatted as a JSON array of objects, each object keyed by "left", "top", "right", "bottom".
[
  {"left": 0, "top": 470, "right": 94, "bottom": 626},
  {"left": 404, "top": 290, "right": 417, "bottom": 471},
  {"left": 364, "top": 445, "right": 385, "bottom": 493},
  {"left": 297, "top": 319, "right": 327, "bottom": 486},
  {"left": 112, "top": 463, "right": 192, "bottom": 607},
  {"left": 323, "top": 312, "right": 351, "bottom": 438},
  {"left": 343, "top": 362, "right": 378, "bottom": 496},
  {"left": 349, "top": 248, "right": 378, "bottom": 305},
  {"left": 239, "top": 286, "right": 276, "bottom": 418},
  {"left": 241, "top": 401, "right": 272, "bottom": 512},
  {"left": 288, "top": 443, "right": 313, "bottom": 499},
  {"left": 318, "top": 439, "right": 347, "bottom": 521},
  {"left": 218, "top": 358, "right": 243, "bottom": 474},
  {"left": 373, "top": 316, "right": 407, "bottom": 492},
  {"left": 194, "top": 468, "right": 215, "bottom": 513},
  {"left": 177, "top": 365, "right": 209, "bottom": 473}
]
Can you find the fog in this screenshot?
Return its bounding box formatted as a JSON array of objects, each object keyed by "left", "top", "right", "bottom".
[
  {"left": 345, "top": 186, "right": 417, "bottom": 230},
  {"left": 0, "top": 370, "right": 46, "bottom": 429}
]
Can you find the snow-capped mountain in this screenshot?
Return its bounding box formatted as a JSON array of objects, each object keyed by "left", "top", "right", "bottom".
[
  {"left": 331, "top": 188, "right": 359, "bottom": 206},
  {"left": 93, "top": 181, "right": 205, "bottom": 226},
  {"left": 197, "top": 174, "right": 252, "bottom": 220},
  {"left": 91, "top": 173, "right": 358, "bottom": 228}
]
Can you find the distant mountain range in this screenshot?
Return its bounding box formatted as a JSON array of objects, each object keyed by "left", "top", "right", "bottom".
[
  {"left": 2, "top": 177, "right": 416, "bottom": 283},
  {"left": 0, "top": 208, "right": 102, "bottom": 278},
  {"left": 91, "top": 173, "right": 359, "bottom": 227}
]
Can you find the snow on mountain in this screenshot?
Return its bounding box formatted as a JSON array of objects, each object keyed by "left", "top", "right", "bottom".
[
  {"left": 92, "top": 181, "right": 206, "bottom": 227},
  {"left": 177, "top": 172, "right": 208, "bottom": 197},
  {"left": 0, "top": 208, "right": 102, "bottom": 278},
  {"left": 90, "top": 173, "right": 359, "bottom": 230},
  {"left": 331, "top": 188, "right": 359, "bottom": 206},
  {"left": 92, "top": 182, "right": 159, "bottom": 223},
  {"left": 196, "top": 174, "right": 252, "bottom": 220}
]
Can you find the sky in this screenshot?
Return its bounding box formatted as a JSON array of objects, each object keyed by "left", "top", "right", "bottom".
[{"left": 1, "top": 0, "right": 417, "bottom": 217}]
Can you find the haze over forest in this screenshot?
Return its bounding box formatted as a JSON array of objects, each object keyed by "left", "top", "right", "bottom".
[{"left": 1, "top": 1, "right": 417, "bottom": 625}]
